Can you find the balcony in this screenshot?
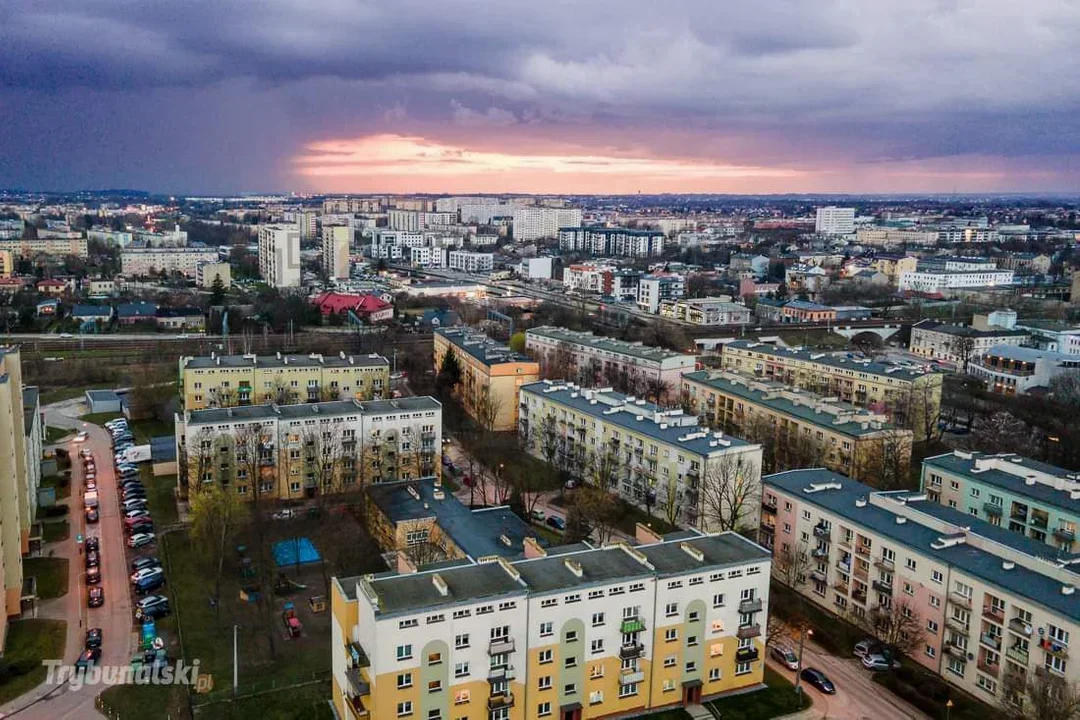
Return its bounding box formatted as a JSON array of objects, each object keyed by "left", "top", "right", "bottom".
[
  {"left": 949, "top": 592, "right": 973, "bottom": 609},
  {"left": 487, "top": 665, "right": 516, "bottom": 682},
  {"left": 487, "top": 692, "right": 515, "bottom": 711},
  {"left": 813, "top": 525, "right": 831, "bottom": 539},
  {"left": 855, "top": 544, "right": 872, "bottom": 558},
  {"left": 735, "top": 647, "right": 760, "bottom": 662},
  {"left": 833, "top": 581, "right": 849, "bottom": 594},
  {"left": 619, "top": 643, "right": 644, "bottom": 660},
  {"left": 345, "top": 667, "right": 371, "bottom": 698},
  {"left": 739, "top": 598, "right": 763, "bottom": 614},
  {"left": 737, "top": 624, "right": 762, "bottom": 639},
  {"left": 810, "top": 570, "right": 827, "bottom": 583},
  {"left": 1054, "top": 527, "right": 1077, "bottom": 542},
  {"left": 873, "top": 558, "right": 895, "bottom": 572},
  {"left": 980, "top": 633, "right": 1002, "bottom": 651},
  {"left": 983, "top": 502, "right": 1003, "bottom": 517},
  {"left": 851, "top": 591, "right": 867, "bottom": 605},
  {"left": 1006, "top": 645, "right": 1030, "bottom": 665},
  {"left": 760, "top": 523, "right": 776, "bottom": 535},
  {"left": 982, "top": 606, "right": 1005, "bottom": 625},
  {"left": 977, "top": 659, "right": 1000, "bottom": 677},
  {"left": 1039, "top": 638, "right": 1069, "bottom": 659},
  {"left": 945, "top": 643, "right": 969, "bottom": 660},
  {"left": 488, "top": 638, "right": 515, "bottom": 656},
  {"left": 620, "top": 617, "right": 645, "bottom": 635},
  {"left": 872, "top": 580, "right": 893, "bottom": 595},
  {"left": 947, "top": 617, "right": 971, "bottom": 635},
  {"left": 812, "top": 546, "right": 829, "bottom": 559},
  {"left": 1030, "top": 515, "right": 1049, "bottom": 530},
  {"left": 1008, "top": 618, "right": 1034, "bottom": 637},
  {"left": 619, "top": 670, "right": 646, "bottom": 685},
  {"left": 837, "top": 560, "right": 852, "bottom": 574}
]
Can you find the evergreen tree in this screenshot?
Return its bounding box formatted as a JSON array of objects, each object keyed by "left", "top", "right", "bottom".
[
  {"left": 210, "top": 273, "right": 226, "bottom": 305},
  {"left": 435, "top": 347, "right": 463, "bottom": 397}
]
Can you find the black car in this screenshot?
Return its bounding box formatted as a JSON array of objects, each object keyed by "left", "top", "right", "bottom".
[
  {"left": 75, "top": 648, "right": 102, "bottom": 670},
  {"left": 85, "top": 536, "right": 100, "bottom": 553},
  {"left": 131, "top": 556, "right": 162, "bottom": 573},
  {"left": 119, "top": 480, "right": 143, "bottom": 490},
  {"left": 799, "top": 667, "right": 836, "bottom": 694},
  {"left": 87, "top": 586, "right": 104, "bottom": 608},
  {"left": 126, "top": 522, "right": 155, "bottom": 536},
  {"left": 85, "top": 628, "right": 102, "bottom": 650},
  {"left": 85, "top": 507, "right": 99, "bottom": 524},
  {"left": 85, "top": 551, "right": 100, "bottom": 569}
]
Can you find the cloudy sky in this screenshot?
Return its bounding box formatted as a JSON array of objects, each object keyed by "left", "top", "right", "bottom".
[{"left": 2, "top": 0, "right": 1079, "bottom": 194}]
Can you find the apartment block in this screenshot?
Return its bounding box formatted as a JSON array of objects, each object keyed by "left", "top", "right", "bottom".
[
  {"left": 638, "top": 276, "right": 685, "bottom": 314},
  {"left": 814, "top": 207, "right": 855, "bottom": 235},
  {"left": 898, "top": 269, "right": 1014, "bottom": 294},
  {"left": 175, "top": 396, "right": 441, "bottom": 499},
  {"left": 763, "top": 469, "right": 1080, "bottom": 704},
  {"left": 719, "top": 341, "right": 943, "bottom": 441},
  {"left": 659, "top": 299, "right": 750, "bottom": 327},
  {"left": 909, "top": 320, "right": 1028, "bottom": 367},
  {"left": 857, "top": 230, "right": 939, "bottom": 248},
  {"left": 258, "top": 225, "right": 301, "bottom": 288},
  {"left": 120, "top": 247, "right": 218, "bottom": 278},
  {"left": 0, "top": 348, "right": 32, "bottom": 651},
  {"left": 681, "top": 370, "right": 912, "bottom": 483},
  {"left": 196, "top": 261, "right": 232, "bottom": 289},
  {"left": 525, "top": 327, "right": 695, "bottom": 398},
  {"left": 519, "top": 382, "right": 763, "bottom": 532},
  {"left": 434, "top": 328, "right": 540, "bottom": 432},
  {"left": 968, "top": 345, "right": 1080, "bottom": 395},
  {"left": 0, "top": 236, "right": 88, "bottom": 258},
  {"left": 179, "top": 351, "right": 390, "bottom": 409},
  {"left": 512, "top": 206, "right": 582, "bottom": 241},
  {"left": 558, "top": 227, "right": 665, "bottom": 258},
  {"left": 323, "top": 225, "right": 352, "bottom": 280},
  {"left": 448, "top": 251, "right": 494, "bottom": 274},
  {"left": 921, "top": 451, "right": 1080, "bottom": 553},
  {"left": 330, "top": 530, "right": 770, "bottom": 720}
]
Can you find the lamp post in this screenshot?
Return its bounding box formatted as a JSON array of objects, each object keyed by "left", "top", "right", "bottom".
[
  {"left": 793, "top": 627, "right": 813, "bottom": 702},
  {"left": 946, "top": 699, "right": 954, "bottom": 720}
]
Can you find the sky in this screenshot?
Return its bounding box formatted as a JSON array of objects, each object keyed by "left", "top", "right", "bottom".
[{"left": 2, "top": 1, "right": 1080, "bottom": 195}]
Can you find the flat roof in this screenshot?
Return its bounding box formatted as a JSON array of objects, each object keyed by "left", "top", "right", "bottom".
[
  {"left": 638, "top": 533, "right": 770, "bottom": 577},
  {"left": 183, "top": 352, "right": 388, "bottom": 370},
  {"left": 913, "top": 320, "right": 1028, "bottom": 338},
  {"left": 526, "top": 326, "right": 695, "bottom": 363},
  {"left": 765, "top": 469, "right": 1080, "bottom": 621},
  {"left": 983, "top": 344, "right": 1079, "bottom": 363},
  {"left": 85, "top": 389, "right": 121, "bottom": 402},
  {"left": 682, "top": 370, "right": 900, "bottom": 438},
  {"left": 514, "top": 546, "right": 654, "bottom": 594},
  {"left": 435, "top": 327, "right": 533, "bottom": 366},
  {"left": 521, "top": 381, "right": 755, "bottom": 457},
  {"left": 723, "top": 340, "right": 937, "bottom": 381},
  {"left": 186, "top": 396, "right": 440, "bottom": 425},
  {"left": 924, "top": 452, "right": 1080, "bottom": 517},
  {"left": 365, "top": 562, "right": 525, "bottom": 615},
  {"left": 367, "top": 479, "right": 544, "bottom": 561}
]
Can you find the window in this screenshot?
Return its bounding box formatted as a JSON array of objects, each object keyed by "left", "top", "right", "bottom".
[
  {"left": 397, "top": 672, "right": 413, "bottom": 689},
  {"left": 618, "top": 683, "right": 638, "bottom": 698},
  {"left": 454, "top": 633, "right": 469, "bottom": 649},
  {"left": 947, "top": 658, "right": 965, "bottom": 677},
  {"left": 590, "top": 664, "right": 604, "bottom": 678},
  {"left": 713, "top": 593, "right": 726, "bottom": 608},
  {"left": 565, "top": 630, "right": 579, "bottom": 643},
  {"left": 397, "top": 701, "right": 413, "bottom": 717},
  {"left": 802, "top": 510, "right": 811, "bottom": 520},
  {"left": 665, "top": 602, "right": 678, "bottom": 617},
  {"left": 453, "top": 689, "right": 470, "bottom": 705},
  {"left": 926, "top": 645, "right": 936, "bottom": 658},
  {"left": 426, "top": 614, "right": 445, "bottom": 625},
  {"left": 977, "top": 675, "right": 996, "bottom": 694},
  {"left": 929, "top": 595, "right": 941, "bottom": 609},
  {"left": 564, "top": 683, "right": 577, "bottom": 695},
  {"left": 541, "top": 598, "right": 557, "bottom": 608},
  {"left": 590, "top": 690, "right": 604, "bottom": 704},
  {"left": 629, "top": 582, "right": 645, "bottom": 592},
  {"left": 685, "top": 660, "right": 697, "bottom": 672},
  {"left": 709, "top": 668, "right": 721, "bottom": 682},
  {"left": 399, "top": 619, "right": 418, "bottom": 629},
  {"left": 539, "top": 649, "right": 552, "bottom": 664},
  {"left": 1046, "top": 654, "right": 1067, "bottom": 676},
  {"left": 903, "top": 582, "right": 914, "bottom": 596},
  {"left": 564, "top": 656, "right": 577, "bottom": 668},
  {"left": 427, "top": 651, "right": 442, "bottom": 665},
  {"left": 537, "top": 702, "right": 551, "bottom": 717},
  {"left": 538, "top": 675, "right": 552, "bottom": 690},
  {"left": 688, "top": 611, "right": 700, "bottom": 622},
  {"left": 735, "top": 662, "right": 752, "bottom": 676},
  {"left": 454, "top": 662, "right": 469, "bottom": 678},
  {"left": 539, "top": 621, "right": 553, "bottom": 637},
  {"left": 565, "top": 593, "right": 581, "bottom": 604},
  {"left": 591, "top": 612, "right": 605, "bottom": 626},
  {"left": 665, "top": 629, "right": 678, "bottom": 642},
  {"left": 1048, "top": 625, "right": 1070, "bottom": 647},
  {"left": 427, "top": 679, "right": 442, "bottom": 693},
  {"left": 931, "top": 570, "right": 944, "bottom": 584},
  {"left": 590, "top": 639, "right": 604, "bottom": 654},
  {"left": 688, "top": 635, "right": 699, "bottom": 647},
  {"left": 927, "top": 620, "right": 939, "bottom": 634},
  {"left": 396, "top": 644, "right": 413, "bottom": 661},
  {"left": 664, "top": 655, "right": 677, "bottom": 668}
]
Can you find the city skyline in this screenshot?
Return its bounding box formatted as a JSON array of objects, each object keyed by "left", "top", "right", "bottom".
[{"left": 2, "top": 1, "right": 1080, "bottom": 194}]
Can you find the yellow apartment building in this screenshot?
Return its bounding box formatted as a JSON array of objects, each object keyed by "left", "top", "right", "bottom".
[
  {"left": 179, "top": 351, "right": 389, "bottom": 409},
  {"left": 0, "top": 348, "right": 33, "bottom": 652},
  {"left": 434, "top": 328, "right": 540, "bottom": 431}
]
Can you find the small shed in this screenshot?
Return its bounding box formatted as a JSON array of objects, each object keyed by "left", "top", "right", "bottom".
[
  {"left": 85, "top": 390, "right": 122, "bottom": 414},
  {"left": 150, "top": 436, "right": 177, "bottom": 477}
]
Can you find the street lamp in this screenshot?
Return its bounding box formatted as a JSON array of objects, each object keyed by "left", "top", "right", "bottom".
[
  {"left": 946, "top": 699, "right": 954, "bottom": 720},
  {"left": 793, "top": 627, "right": 813, "bottom": 702}
]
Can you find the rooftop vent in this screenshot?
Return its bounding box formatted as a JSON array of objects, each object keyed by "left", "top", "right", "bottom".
[
  {"left": 679, "top": 542, "right": 704, "bottom": 562},
  {"left": 432, "top": 573, "right": 449, "bottom": 597},
  {"left": 855, "top": 496, "right": 868, "bottom": 508},
  {"left": 564, "top": 559, "right": 583, "bottom": 578},
  {"left": 500, "top": 534, "right": 512, "bottom": 547},
  {"left": 896, "top": 517, "right": 907, "bottom": 525},
  {"left": 1002, "top": 561, "right": 1015, "bottom": 570}
]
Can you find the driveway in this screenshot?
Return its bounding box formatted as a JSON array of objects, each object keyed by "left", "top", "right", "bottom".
[
  {"left": 766, "top": 638, "right": 928, "bottom": 720},
  {"left": 1, "top": 413, "right": 136, "bottom": 718}
]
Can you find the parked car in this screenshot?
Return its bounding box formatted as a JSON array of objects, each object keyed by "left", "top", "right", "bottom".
[
  {"left": 87, "top": 586, "right": 105, "bottom": 608},
  {"left": 545, "top": 516, "right": 566, "bottom": 531},
  {"left": 771, "top": 645, "right": 800, "bottom": 670},
  {"left": 85, "top": 628, "right": 102, "bottom": 650},
  {"left": 134, "top": 595, "right": 170, "bottom": 620},
  {"left": 85, "top": 551, "right": 100, "bottom": 569},
  {"left": 853, "top": 639, "right": 880, "bottom": 658},
  {"left": 131, "top": 556, "right": 162, "bottom": 573},
  {"left": 86, "top": 566, "right": 101, "bottom": 585},
  {"left": 134, "top": 574, "right": 166, "bottom": 595},
  {"left": 124, "top": 509, "right": 151, "bottom": 520},
  {"left": 85, "top": 536, "right": 99, "bottom": 553},
  {"left": 74, "top": 432, "right": 88, "bottom": 443},
  {"left": 861, "top": 653, "right": 900, "bottom": 671},
  {"left": 85, "top": 507, "right": 99, "bottom": 524},
  {"left": 85, "top": 480, "right": 97, "bottom": 492},
  {"left": 127, "top": 533, "right": 156, "bottom": 548},
  {"left": 122, "top": 500, "right": 148, "bottom": 512},
  {"left": 799, "top": 668, "right": 835, "bottom": 694},
  {"left": 271, "top": 509, "right": 297, "bottom": 520},
  {"left": 126, "top": 522, "right": 155, "bottom": 536},
  {"left": 131, "top": 567, "right": 164, "bottom": 585},
  {"left": 75, "top": 648, "right": 101, "bottom": 669},
  {"left": 531, "top": 509, "right": 546, "bottom": 521}
]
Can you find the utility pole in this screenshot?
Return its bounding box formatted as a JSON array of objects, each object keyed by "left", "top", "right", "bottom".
[
  {"left": 793, "top": 626, "right": 812, "bottom": 701},
  {"left": 233, "top": 624, "right": 239, "bottom": 693}
]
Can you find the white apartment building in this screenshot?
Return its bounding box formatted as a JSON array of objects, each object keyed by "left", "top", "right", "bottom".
[
  {"left": 409, "top": 246, "right": 447, "bottom": 268},
  {"left": 447, "top": 251, "right": 493, "bottom": 274},
  {"left": 814, "top": 207, "right": 855, "bottom": 235},
  {"left": 86, "top": 229, "right": 135, "bottom": 247},
  {"left": 196, "top": 262, "right": 232, "bottom": 289},
  {"left": 120, "top": 247, "right": 219, "bottom": 278},
  {"left": 295, "top": 210, "right": 317, "bottom": 241},
  {"left": 969, "top": 345, "right": 1080, "bottom": 395},
  {"left": 909, "top": 320, "right": 1029, "bottom": 366},
  {"left": 331, "top": 530, "right": 771, "bottom": 720},
  {"left": 471, "top": 234, "right": 500, "bottom": 247},
  {"left": 898, "top": 270, "right": 1014, "bottom": 294},
  {"left": 518, "top": 257, "right": 553, "bottom": 281},
  {"left": 763, "top": 469, "right": 1080, "bottom": 706},
  {"left": 258, "top": 225, "right": 301, "bottom": 288},
  {"left": 322, "top": 225, "right": 352, "bottom": 280},
  {"left": 388, "top": 210, "right": 456, "bottom": 232},
  {"left": 1014, "top": 320, "right": 1080, "bottom": 356},
  {"left": 856, "top": 229, "right": 939, "bottom": 248},
  {"left": 0, "top": 237, "right": 88, "bottom": 258},
  {"left": 558, "top": 227, "right": 665, "bottom": 258},
  {"left": 638, "top": 276, "right": 685, "bottom": 314},
  {"left": 564, "top": 264, "right": 615, "bottom": 294},
  {"left": 659, "top": 299, "right": 751, "bottom": 327},
  {"left": 937, "top": 228, "right": 999, "bottom": 244},
  {"left": 512, "top": 206, "right": 583, "bottom": 241}
]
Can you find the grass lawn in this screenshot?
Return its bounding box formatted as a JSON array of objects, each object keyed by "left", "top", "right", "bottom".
[
  {"left": 140, "top": 468, "right": 179, "bottom": 527},
  {"left": 99, "top": 683, "right": 189, "bottom": 720},
  {"left": 23, "top": 557, "right": 70, "bottom": 600},
  {"left": 706, "top": 666, "right": 812, "bottom": 720},
  {"left": 0, "top": 619, "right": 67, "bottom": 705},
  {"left": 198, "top": 680, "right": 336, "bottom": 719},
  {"left": 39, "top": 384, "right": 114, "bottom": 405},
  {"left": 45, "top": 426, "right": 70, "bottom": 443},
  {"left": 42, "top": 520, "right": 70, "bottom": 544},
  {"left": 79, "top": 413, "right": 175, "bottom": 444}
]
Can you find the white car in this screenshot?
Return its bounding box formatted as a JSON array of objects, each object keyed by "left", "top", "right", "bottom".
[
  {"left": 74, "top": 432, "right": 89, "bottom": 443},
  {"left": 271, "top": 509, "right": 297, "bottom": 520},
  {"left": 861, "top": 653, "right": 900, "bottom": 671},
  {"left": 127, "top": 533, "right": 156, "bottom": 548},
  {"left": 130, "top": 567, "right": 164, "bottom": 584}
]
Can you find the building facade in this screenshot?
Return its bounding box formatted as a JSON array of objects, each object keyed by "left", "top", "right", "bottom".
[
  {"left": 331, "top": 531, "right": 771, "bottom": 720},
  {"left": 525, "top": 327, "right": 695, "bottom": 398},
  {"left": 179, "top": 352, "right": 390, "bottom": 409},
  {"left": 909, "top": 320, "right": 1029, "bottom": 367},
  {"left": 898, "top": 270, "right": 1014, "bottom": 294},
  {"left": 519, "top": 381, "right": 763, "bottom": 532},
  {"left": 0, "top": 348, "right": 32, "bottom": 652},
  {"left": 120, "top": 247, "right": 219, "bottom": 278},
  {"left": 558, "top": 227, "right": 665, "bottom": 258},
  {"left": 323, "top": 225, "right": 352, "bottom": 280},
  {"left": 176, "top": 397, "right": 441, "bottom": 499},
  {"left": 659, "top": 299, "right": 751, "bottom": 327},
  {"left": 433, "top": 328, "right": 540, "bottom": 432},
  {"left": 968, "top": 345, "right": 1080, "bottom": 395},
  {"left": 512, "top": 206, "right": 583, "bottom": 241},
  {"left": 258, "top": 225, "right": 302, "bottom": 288},
  {"left": 719, "top": 340, "right": 943, "bottom": 441},
  {"left": 448, "top": 251, "right": 494, "bottom": 274},
  {"left": 814, "top": 207, "right": 855, "bottom": 235},
  {"left": 0, "top": 237, "right": 88, "bottom": 258},
  {"left": 682, "top": 370, "right": 912, "bottom": 483},
  {"left": 638, "top": 276, "right": 685, "bottom": 314},
  {"left": 763, "top": 469, "right": 1080, "bottom": 706},
  {"left": 196, "top": 261, "right": 232, "bottom": 289}
]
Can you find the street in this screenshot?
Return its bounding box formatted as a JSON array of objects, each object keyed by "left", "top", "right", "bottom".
[{"left": 0, "top": 403, "right": 135, "bottom": 719}]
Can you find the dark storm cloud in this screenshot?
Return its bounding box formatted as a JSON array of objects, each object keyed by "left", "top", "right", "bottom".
[{"left": 1, "top": 0, "right": 1079, "bottom": 191}]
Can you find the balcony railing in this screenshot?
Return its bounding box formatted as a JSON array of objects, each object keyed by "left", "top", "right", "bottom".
[
  {"left": 947, "top": 617, "right": 971, "bottom": 635},
  {"left": 945, "top": 643, "right": 969, "bottom": 660},
  {"left": 872, "top": 580, "right": 893, "bottom": 595},
  {"left": 1006, "top": 645, "right": 1030, "bottom": 665},
  {"left": 837, "top": 560, "right": 852, "bottom": 574},
  {"left": 983, "top": 502, "right": 1003, "bottom": 517},
  {"left": 873, "top": 558, "right": 895, "bottom": 571},
  {"left": 813, "top": 525, "right": 831, "bottom": 539},
  {"left": 619, "top": 643, "right": 644, "bottom": 660},
  {"left": 948, "top": 592, "right": 973, "bottom": 609},
  {"left": 735, "top": 647, "right": 760, "bottom": 662},
  {"left": 737, "top": 624, "right": 762, "bottom": 639},
  {"left": 620, "top": 617, "right": 645, "bottom": 634},
  {"left": 487, "top": 693, "right": 514, "bottom": 711},
  {"left": 982, "top": 606, "right": 1005, "bottom": 625},
  {"left": 1039, "top": 638, "right": 1069, "bottom": 659},
  {"left": 488, "top": 638, "right": 515, "bottom": 656},
  {"left": 1008, "top": 618, "right": 1034, "bottom": 637},
  {"left": 1030, "top": 515, "right": 1049, "bottom": 530},
  {"left": 851, "top": 591, "right": 867, "bottom": 604},
  {"left": 977, "top": 659, "right": 1000, "bottom": 677},
  {"left": 1054, "top": 527, "right": 1077, "bottom": 542},
  {"left": 619, "top": 670, "right": 645, "bottom": 685},
  {"left": 833, "top": 581, "right": 849, "bottom": 594},
  {"left": 812, "top": 546, "right": 829, "bottom": 558},
  {"left": 739, "top": 598, "right": 763, "bottom": 614},
  {"left": 855, "top": 544, "right": 872, "bottom": 558},
  {"left": 980, "top": 633, "right": 1002, "bottom": 651},
  {"left": 487, "top": 665, "right": 516, "bottom": 682}
]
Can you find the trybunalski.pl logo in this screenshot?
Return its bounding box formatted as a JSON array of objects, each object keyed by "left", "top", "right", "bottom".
[{"left": 43, "top": 659, "right": 213, "bottom": 692}]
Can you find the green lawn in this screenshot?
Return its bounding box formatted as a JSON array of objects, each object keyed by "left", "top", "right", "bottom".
[
  {"left": 98, "top": 683, "right": 189, "bottom": 720},
  {"left": 23, "top": 558, "right": 70, "bottom": 600},
  {"left": 706, "top": 666, "right": 812, "bottom": 720},
  {"left": 0, "top": 619, "right": 67, "bottom": 705},
  {"left": 79, "top": 413, "right": 175, "bottom": 444},
  {"left": 141, "top": 468, "right": 179, "bottom": 527},
  {"left": 39, "top": 384, "right": 114, "bottom": 405},
  {"left": 197, "top": 680, "right": 336, "bottom": 719},
  {"left": 42, "top": 520, "right": 70, "bottom": 544},
  {"left": 44, "top": 426, "right": 70, "bottom": 443}
]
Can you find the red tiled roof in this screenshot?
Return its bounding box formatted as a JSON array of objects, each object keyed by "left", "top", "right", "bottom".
[
  {"left": 310, "top": 292, "right": 362, "bottom": 315},
  {"left": 354, "top": 294, "right": 391, "bottom": 315}
]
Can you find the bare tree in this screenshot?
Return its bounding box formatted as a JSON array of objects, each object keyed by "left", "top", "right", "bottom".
[
  {"left": 773, "top": 539, "right": 812, "bottom": 593},
  {"left": 1049, "top": 370, "right": 1080, "bottom": 408},
  {"left": 189, "top": 484, "right": 242, "bottom": 613},
  {"left": 660, "top": 478, "right": 683, "bottom": 527},
  {"left": 567, "top": 486, "right": 618, "bottom": 545},
  {"left": 970, "top": 411, "right": 1041, "bottom": 457},
  {"left": 854, "top": 429, "right": 913, "bottom": 490},
  {"left": 301, "top": 421, "right": 345, "bottom": 496},
  {"left": 948, "top": 334, "right": 978, "bottom": 373},
  {"left": 473, "top": 386, "right": 503, "bottom": 434},
  {"left": 1001, "top": 668, "right": 1080, "bottom": 720},
  {"left": 212, "top": 385, "right": 238, "bottom": 409},
  {"left": 185, "top": 427, "right": 217, "bottom": 495},
  {"left": 699, "top": 453, "right": 762, "bottom": 534},
  {"left": 587, "top": 443, "right": 623, "bottom": 491},
  {"left": 643, "top": 378, "right": 670, "bottom": 405},
  {"left": 848, "top": 597, "right": 925, "bottom": 658}
]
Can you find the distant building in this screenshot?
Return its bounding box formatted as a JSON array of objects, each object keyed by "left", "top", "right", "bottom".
[
  {"left": 660, "top": 298, "right": 751, "bottom": 326},
  {"left": 910, "top": 320, "right": 1028, "bottom": 366},
  {"left": 0, "top": 237, "right": 87, "bottom": 258},
  {"left": 784, "top": 264, "right": 829, "bottom": 296},
  {"left": 71, "top": 304, "right": 113, "bottom": 325},
  {"left": 638, "top": 275, "right": 685, "bottom": 313},
  {"left": 258, "top": 225, "right": 301, "bottom": 288},
  {"left": 898, "top": 269, "right": 1014, "bottom": 294},
  {"left": 116, "top": 301, "right": 158, "bottom": 324},
  {"left": 321, "top": 225, "right": 351, "bottom": 281},
  {"left": 558, "top": 226, "right": 665, "bottom": 257},
  {"left": 780, "top": 300, "right": 835, "bottom": 324},
  {"left": 814, "top": 206, "right": 855, "bottom": 235},
  {"left": 155, "top": 307, "right": 205, "bottom": 332},
  {"left": 446, "top": 251, "right": 493, "bottom": 274},
  {"left": 0, "top": 250, "right": 12, "bottom": 279},
  {"left": 511, "top": 205, "right": 581, "bottom": 240},
  {"left": 1014, "top": 320, "right": 1080, "bottom": 356},
  {"left": 517, "top": 256, "right": 553, "bottom": 280},
  {"left": 36, "top": 279, "right": 66, "bottom": 296},
  {"left": 121, "top": 247, "right": 218, "bottom": 278},
  {"left": 35, "top": 299, "right": 59, "bottom": 317},
  {"left": 196, "top": 262, "right": 231, "bottom": 290},
  {"left": 969, "top": 345, "right": 1080, "bottom": 395},
  {"left": 857, "top": 229, "right": 938, "bottom": 248}
]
